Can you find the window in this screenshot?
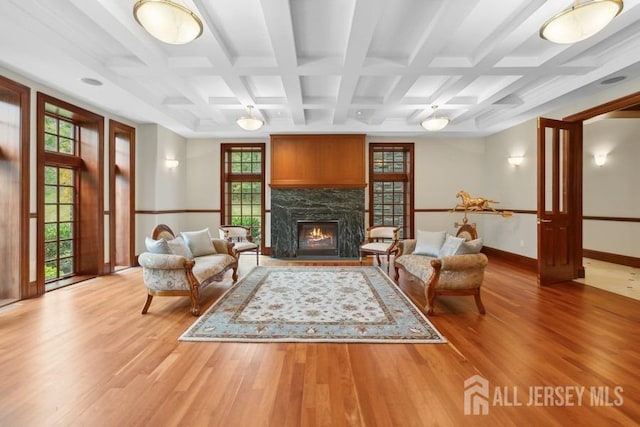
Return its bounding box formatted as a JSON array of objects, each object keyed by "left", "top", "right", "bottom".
[
  {"left": 44, "top": 166, "right": 76, "bottom": 282},
  {"left": 37, "top": 93, "right": 104, "bottom": 293},
  {"left": 221, "top": 144, "right": 265, "bottom": 246},
  {"left": 42, "top": 112, "right": 81, "bottom": 285},
  {"left": 369, "top": 143, "right": 414, "bottom": 238}
]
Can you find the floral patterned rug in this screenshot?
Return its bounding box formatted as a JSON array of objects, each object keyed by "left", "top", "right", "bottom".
[{"left": 179, "top": 266, "right": 446, "bottom": 343}]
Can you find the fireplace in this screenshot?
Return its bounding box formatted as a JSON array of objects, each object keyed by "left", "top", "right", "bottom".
[
  {"left": 297, "top": 220, "right": 339, "bottom": 256},
  {"left": 271, "top": 188, "right": 364, "bottom": 258}
]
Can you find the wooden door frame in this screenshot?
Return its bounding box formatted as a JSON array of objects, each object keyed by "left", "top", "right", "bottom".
[
  {"left": 108, "top": 120, "right": 136, "bottom": 272},
  {"left": 554, "top": 91, "right": 640, "bottom": 280},
  {"left": 0, "top": 75, "right": 30, "bottom": 299}
]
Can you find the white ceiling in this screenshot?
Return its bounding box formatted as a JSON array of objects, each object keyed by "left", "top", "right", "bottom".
[{"left": 1, "top": 0, "right": 639, "bottom": 138}]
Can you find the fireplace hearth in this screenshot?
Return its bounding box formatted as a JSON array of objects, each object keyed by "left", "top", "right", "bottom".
[{"left": 297, "top": 220, "right": 339, "bottom": 256}]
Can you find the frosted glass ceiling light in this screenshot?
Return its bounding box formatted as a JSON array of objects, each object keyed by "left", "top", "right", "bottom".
[
  {"left": 133, "top": 0, "right": 203, "bottom": 45},
  {"left": 236, "top": 105, "right": 264, "bottom": 131},
  {"left": 421, "top": 105, "right": 450, "bottom": 131},
  {"left": 540, "top": 0, "right": 623, "bottom": 44}
]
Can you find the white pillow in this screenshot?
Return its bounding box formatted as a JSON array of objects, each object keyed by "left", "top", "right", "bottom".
[
  {"left": 413, "top": 230, "right": 446, "bottom": 257},
  {"left": 145, "top": 237, "right": 170, "bottom": 254},
  {"left": 181, "top": 228, "right": 217, "bottom": 257},
  {"left": 456, "top": 238, "right": 483, "bottom": 255},
  {"left": 439, "top": 235, "right": 465, "bottom": 257},
  {"left": 167, "top": 236, "right": 194, "bottom": 259}
]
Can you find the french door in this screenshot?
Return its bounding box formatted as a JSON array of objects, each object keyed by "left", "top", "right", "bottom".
[{"left": 537, "top": 117, "right": 582, "bottom": 285}]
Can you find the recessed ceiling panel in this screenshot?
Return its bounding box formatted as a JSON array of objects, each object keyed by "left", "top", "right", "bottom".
[
  {"left": 191, "top": 76, "right": 235, "bottom": 98},
  {"left": 292, "top": 0, "right": 356, "bottom": 60},
  {"left": 367, "top": 0, "right": 440, "bottom": 62},
  {"left": 354, "top": 76, "right": 395, "bottom": 99},
  {"left": 200, "top": 0, "right": 274, "bottom": 60},
  {"left": 301, "top": 75, "right": 340, "bottom": 99},
  {"left": 439, "top": 0, "right": 529, "bottom": 56},
  {"left": 405, "top": 76, "right": 451, "bottom": 97},
  {"left": 245, "top": 76, "right": 286, "bottom": 98},
  {"left": 457, "top": 76, "right": 522, "bottom": 102}
]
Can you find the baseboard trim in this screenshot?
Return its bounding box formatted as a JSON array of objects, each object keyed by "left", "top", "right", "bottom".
[
  {"left": 583, "top": 249, "right": 640, "bottom": 268},
  {"left": 481, "top": 246, "right": 537, "bottom": 272}
]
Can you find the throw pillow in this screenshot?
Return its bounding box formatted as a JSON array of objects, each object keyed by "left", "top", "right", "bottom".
[
  {"left": 413, "top": 230, "right": 447, "bottom": 257},
  {"left": 167, "top": 236, "right": 194, "bottom": 259},
  {"left": 439, "top": 235, "right": 465, "bottom": 257},
  {"left": 181, "top": 228, "right": 217, "bottom": 257},
  {"left": 145, "top": 236, "right": 171, "bottom": 254},
  {"left": 456, "top": 238, "right": 483, "bottom": 255}
]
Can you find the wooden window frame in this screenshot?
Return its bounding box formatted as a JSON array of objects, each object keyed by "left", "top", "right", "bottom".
[
  {"left": 37, "top": 93, "right": 104, "bottom": 293},
  {"left": 369, "top": 143, "right": 415, "bottom": 239},
  {"left": 220, "top": 143, "right": 266, "bottom": 247}
]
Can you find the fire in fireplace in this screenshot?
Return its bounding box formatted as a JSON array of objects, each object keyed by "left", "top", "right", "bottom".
[{"left": 297, "top": 220, "right": 339, "bottom": 256}]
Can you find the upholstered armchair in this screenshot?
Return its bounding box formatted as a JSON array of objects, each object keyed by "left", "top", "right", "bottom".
[
  {"left": 219, "top": 225, "right": 260, "bottom": 265},
  {"left": 359, "top": 225, "right": 400, "bottom": 271},
  {"left": 139, "top": 224, "right": 238, "bottom": 316},
  {"left": 394, "top": 224, "right": 488, "bottom": 315}
]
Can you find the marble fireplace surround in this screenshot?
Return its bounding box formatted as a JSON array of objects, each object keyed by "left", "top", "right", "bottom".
[{"left": 271, "top": 188, "right": 365, "bottom": 258}]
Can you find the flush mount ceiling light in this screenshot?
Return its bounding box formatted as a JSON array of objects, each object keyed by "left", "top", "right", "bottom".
[
  {"left": 133, "top": 0, "right": 203, "bottom": 45},
  {"left": 236, "top": 105, "right": 264, "bottom": 131},
  {"left": 420, "top": 105, "right": 450, "bottom": 131},
  {"left": 540, "top": 0, "right": 623, "bottom": 44}
]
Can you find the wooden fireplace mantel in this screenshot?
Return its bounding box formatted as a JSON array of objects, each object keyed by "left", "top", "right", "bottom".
[{"left": 270, "top": 134, "right": 366, "bottom": 188}]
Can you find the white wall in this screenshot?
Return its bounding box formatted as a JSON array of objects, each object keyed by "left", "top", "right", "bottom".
[
  {"left": 483, "top": 120, "right": 538, "bottom": 258},
  {"left": 135, "top": 124, "right": 189, "bottom": 253},
  {"left": 583, "top": 118, "right": 640, "bottom": 257},
  {"left": 367, "top": 136, "right": 486, "bottom": 237}
]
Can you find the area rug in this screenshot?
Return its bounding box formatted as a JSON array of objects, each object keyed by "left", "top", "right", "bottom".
[{"left": 179, "top": 266, "right": 446, "bottom": 343}]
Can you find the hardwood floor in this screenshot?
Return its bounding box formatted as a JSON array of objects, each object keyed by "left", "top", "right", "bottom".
[{"left": 1, "top": 256, "right": 639, "bottom": 426}]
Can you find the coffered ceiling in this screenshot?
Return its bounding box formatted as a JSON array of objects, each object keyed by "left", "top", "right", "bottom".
[{"left": 1, "top": 0, "right": 639, "bottom": 138}]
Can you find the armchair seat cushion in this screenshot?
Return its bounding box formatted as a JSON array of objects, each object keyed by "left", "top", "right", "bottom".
[
  {"left": 233, "top": 241, "right": 258, "bottom": 252},
  {"left": 191, "top": 253, "right": 238, "bottom": 283},
  {"left": 395, "top": 254, "right": 436, "bottom": 283},
  {"left": 360, "top": 241, "right": 394, "bottom": 253}
]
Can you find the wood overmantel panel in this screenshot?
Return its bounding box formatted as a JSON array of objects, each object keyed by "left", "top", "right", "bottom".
[{"left": 270, "top": 134, "right": 366, "bottom": 188}]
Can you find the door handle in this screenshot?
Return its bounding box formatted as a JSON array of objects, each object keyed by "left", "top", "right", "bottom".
[{"left": 537, "top": 218, "right": 551, "bottom": 224}]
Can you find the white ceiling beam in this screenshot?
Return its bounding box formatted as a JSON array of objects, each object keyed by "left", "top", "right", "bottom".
[
  {"left": 332, "top": 0, "right": 386, "bottom": 125},
  {"left": 259, "top": 0, "right": 305, "bottom": 125}
]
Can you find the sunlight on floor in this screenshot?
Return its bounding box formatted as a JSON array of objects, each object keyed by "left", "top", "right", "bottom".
[{"left": 574, "top": 258, "right": 640, "bottom": 301}]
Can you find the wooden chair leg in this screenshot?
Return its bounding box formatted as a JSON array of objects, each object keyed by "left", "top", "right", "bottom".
[
  {"left": 375, "top": 253, "right": 381, "bottom": 266},
  {"left": 425, "top": 285, "right": 436, "bottom": 315},
  {"left": 474, "top": 289, "right": 486, "bottom": 315},
  {"left": 141, "top": 293, "right": 153, "bottom": 314}
]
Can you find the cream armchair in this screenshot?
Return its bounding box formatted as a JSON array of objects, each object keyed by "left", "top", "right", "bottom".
[
  {"left": 359, "top": 225, "right": 400, "bottom": 271},
  {"left": 219, "top": 225, "right": 260, "bottom": 265}
]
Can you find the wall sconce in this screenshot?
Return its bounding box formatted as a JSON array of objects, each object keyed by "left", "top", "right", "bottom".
[
  {"left": 594, "top": 153, "right": 607, "bottom": 167},
  {"left": 165, "top": 158, "right": 179, "bottom": 169},
  {"left": 508, "top": 156, "right": 524, "bottom": 166}
]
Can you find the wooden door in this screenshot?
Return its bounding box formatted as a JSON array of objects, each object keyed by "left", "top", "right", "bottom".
[{"left": 537, "top": 117, "right": 580, "bottom": 285}]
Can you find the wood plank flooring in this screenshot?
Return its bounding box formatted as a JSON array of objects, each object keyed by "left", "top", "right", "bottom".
[{"left": 0, "top": 256, "right": 639, "bottom": 426}]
